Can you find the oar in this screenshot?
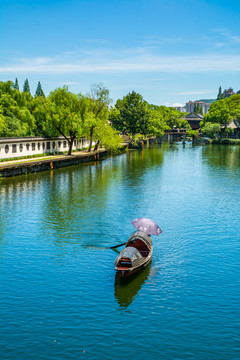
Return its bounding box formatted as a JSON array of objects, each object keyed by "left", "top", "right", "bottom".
[{"left": 109, "top": 242, "right": 126, "bottom": 249}]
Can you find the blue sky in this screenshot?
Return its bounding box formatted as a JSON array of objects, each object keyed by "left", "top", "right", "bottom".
[{"left": 0, "top": 0, "right": 240, "bottom": 106}]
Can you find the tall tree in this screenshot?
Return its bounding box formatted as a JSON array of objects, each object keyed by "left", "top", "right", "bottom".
[
  {"left": 48, "top": 86, "right": 86, "bottom": 155},
  {"left": 110, "top": 91, "right": 150, "bottom": 137},
  {"left": 84, "top": 83, "right": 111, "bottom": 152},
  {"left": 23, "top": 79, "right": 30, "bottom": 93},
  {"left": 35, "top": 81, "right": 45, "bottom": 97},
  {"left": 14, "top": 78, "right": 19, "bottom": 90},
  {"left": 217, "top": 86, "right": 223, "bottom": 100}
]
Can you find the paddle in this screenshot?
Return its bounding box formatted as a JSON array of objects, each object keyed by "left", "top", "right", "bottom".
[{"left": 109, "top": 242, "right": 126, "bottom": 249}]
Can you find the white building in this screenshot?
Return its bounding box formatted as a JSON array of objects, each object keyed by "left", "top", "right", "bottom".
[
  {"left": 186, "top": 101, "right": 211, "bottom": 115},
  {"left": 0, "top": 136, "right": 93, "bottom": 160},
  {"left": 174, "top": 105, "right": 186, "bottom": 112}
]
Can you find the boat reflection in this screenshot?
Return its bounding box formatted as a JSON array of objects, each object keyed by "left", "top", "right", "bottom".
[{"left": 114, "top": 262, "right": 152, "bottom": 309}]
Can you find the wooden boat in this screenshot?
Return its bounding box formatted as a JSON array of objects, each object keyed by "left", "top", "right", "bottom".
[{"left": 114, "top": 230, "right": 152, "bottom": 277}]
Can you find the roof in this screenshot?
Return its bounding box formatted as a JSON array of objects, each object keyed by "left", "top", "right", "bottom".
[
  {"left": 227, "top": 119, "right": 240, "bottom": 129},
  {"left": 181, "top": 112, "right": 203, "bottom": 121}
]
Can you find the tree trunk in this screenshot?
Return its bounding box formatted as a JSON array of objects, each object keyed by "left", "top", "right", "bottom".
[
  {"left": 68, "top": 138, "right": 74, "bottom": 155},
  {"left": 94, "top": 140, "right": 100, "bottom": 151},
  {"left": 88, "top": 126, "right": 94, "bottom": 152}
]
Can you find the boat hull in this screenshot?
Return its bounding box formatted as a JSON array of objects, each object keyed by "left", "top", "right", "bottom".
[{"left": 117, "top": 256, "right": 152, "bottom": 277}]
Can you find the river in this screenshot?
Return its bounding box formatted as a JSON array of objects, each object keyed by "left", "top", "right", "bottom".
[{"left": 0, "top": 143, "right": 239, "bottom": 360}]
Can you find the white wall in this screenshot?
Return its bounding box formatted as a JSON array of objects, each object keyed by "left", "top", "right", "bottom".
[{"left": 0, "top": 137, "right": 94, "bottom": 160}]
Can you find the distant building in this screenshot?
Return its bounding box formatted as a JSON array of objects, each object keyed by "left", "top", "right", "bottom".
[
  {"left": 181, "top": 112, "right": 203, "bottom": 130},
  {"left": 174, "top": 105, "right": 186, "bottom": 112},
  {"left": 222, "top": 88, "right": 235, "bottom": 98},
  {"left": 186, "top": 101, "right": 211, "bottom": 115}
]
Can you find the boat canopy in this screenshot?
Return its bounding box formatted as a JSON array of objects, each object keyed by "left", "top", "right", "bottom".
[
  {"left": 126, "top": 230, "right": 152, "bottom": 251},
  {"left": 114, "top": 246, "right": 144, "bottom": 268}
]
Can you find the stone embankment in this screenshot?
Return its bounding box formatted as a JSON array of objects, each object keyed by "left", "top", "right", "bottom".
[{"left": 0, "top": 149, "right": 109, "bottom": 178}]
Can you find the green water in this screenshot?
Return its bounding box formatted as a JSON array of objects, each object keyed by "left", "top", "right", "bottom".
[{"left": 0, "top": 143, "right": 239, "bottom": 359}]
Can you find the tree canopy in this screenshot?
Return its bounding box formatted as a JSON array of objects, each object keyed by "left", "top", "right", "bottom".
[
  {"left": 48, "top": 86, "right": 86, "bottom": 154},
  {"left": 201, "top": 94, "right": 240, "bottom": 137},
  {"left": 110, "top": 91, "right": 150, "bottom": 137},
  {"left": 0, "top": 79, "right": 187, "bottom": 153}
]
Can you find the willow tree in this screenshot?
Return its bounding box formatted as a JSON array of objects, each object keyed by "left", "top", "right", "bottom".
[
  {"left": 48, "top": 86, "right": 87, "bottom": 155},
  {"left": 83, "top": 83, "right": 111, "bottom": 152}
]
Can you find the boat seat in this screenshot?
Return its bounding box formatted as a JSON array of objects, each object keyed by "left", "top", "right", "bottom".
[{"left": 127, "top": 239, "right": 149, "bottom": 258}]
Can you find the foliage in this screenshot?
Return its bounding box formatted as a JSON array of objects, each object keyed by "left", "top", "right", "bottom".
[
  {"left": 110, "top": 91, "right": 150, "bottom": 137},
  {"left": 83, "top": 83, "right": 112, "bottom": 152},
  {"left": 187, "top": 129, "right": 199, "bottom": 139},
  {"left": 203, "top": 99, "right": 232, "bottom": 128},
  {"left": 201, "top": 95, "right": 240, "bottom": 138},
  {"left": 148, "top": 107, "right": 169, "bottom": 138},
  {"left": 94, "top": 121, "right": 122, "bottom": 153},
  {"left": 14, "top": 78, "right": 19, "bottom": 90},
  {"left": 31, "top": 96, "right": 54, "bottom": 137},
  {"left": 201, "top": 122, "right": 221, "bottom": 138},
  {"left": 35, "top": 81, "right": 45, "bottom": 97},
  {"left": 149, "top": 105, "right": 187, "bottom": 130},
  {"left": 217, "top": 86, "right": 223, "bottom": 100},
  {"left": 0, "top": 91, "right": 35, "bottom": 137},
  {"left": 225, "top": 94, "right": 240, "bottom": 121},
  {"left": 194, "top": 103, "right": 203, "bottom": 115},
  {"left": 48, "top": 86, "right": 86, "bottom": 154},
  {"left": 23, "top": 79, "right": 30, "bottom": 93}
]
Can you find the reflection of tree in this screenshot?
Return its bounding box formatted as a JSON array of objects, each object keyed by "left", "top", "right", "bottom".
[
  {"left": 40, "top": 145, "right": 166, "bottom": 244},
  {"left": 123, "top": 145, "right": 165, "bottom": 186},
  {"left": 0, "top": 145, "right": 167, "bottom": 249},
  {"left": 202, "top": 145, "right": 240, "bottom": 170},
  {"left": 40, "top": 159, "right": 127, "bottom": 243},
  {"left": 114, "top": 263, "right": 152, "bottom": 309}
]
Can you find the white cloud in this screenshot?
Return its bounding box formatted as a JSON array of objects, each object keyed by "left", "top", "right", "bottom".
[
  {"left": 1, "top": 50, "right": 240, "bottom": 74},
  {"left": 171, "top": 103, "right": 184, "bottom": 107}
]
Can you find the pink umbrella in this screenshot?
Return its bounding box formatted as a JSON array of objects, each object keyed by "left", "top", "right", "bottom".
[{"left": 131, "top": 218, "right": 162, "bottom": 236}]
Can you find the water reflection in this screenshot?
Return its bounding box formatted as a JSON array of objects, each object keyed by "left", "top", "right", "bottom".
[
  {"left": 202, "top": 145, "right": 240, "bottom": 170},
  {"left": 114, "top": 263, "right": 152, "bottom": 309}
]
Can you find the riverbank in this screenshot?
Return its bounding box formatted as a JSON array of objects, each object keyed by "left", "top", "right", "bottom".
[{"left": 0, "top": 149, "right": 111, "bottom": 178}]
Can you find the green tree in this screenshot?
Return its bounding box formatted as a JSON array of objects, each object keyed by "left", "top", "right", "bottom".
[
  {"left": 194, "top": 103, "right": 203, "bottom": 114},
  {"left": 31, "top": 96, "right": 53, "bottom": 136},
  {"left": 217, "top": 86, "right": 223, "bottom": 100},
  {"left": 92, "top": 120, "right": 122, "bottom": 152},
  {"left": 225, "top": 94, "right": 240, "bottom": 121},
  {"left": 84, "top": 83, "right": 112, "bottom": 152},
  {"left": 0, "top": 93, "right": 35, "bottom": 137},
  {"left": 48, "top": 86, "right": 86, "bottom": 155},
  {"left": 23, "top": 79, "right": 30, "bottom": 93},
  {"left": 35, "top": 81, "right": 45, "bottom": 97},
  {"left": 203, "top": 100, "right": 232, "bottom": 128},
  {"left": 110, "top": 91, "right": 150, "bottom": 137},
  {"left": 0, "top": 80, "right": 15, "bottom": 95},
  {"left": 201, "top": 122, "right": 221, "bottom": 138},
  {"left": 14, "top": 78, "right": 19, "bottom": 90}
]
